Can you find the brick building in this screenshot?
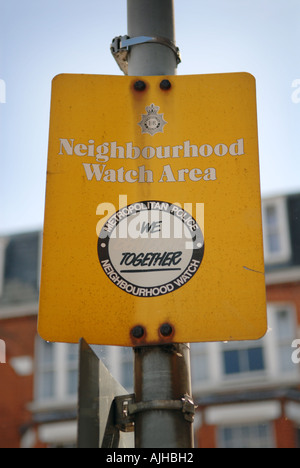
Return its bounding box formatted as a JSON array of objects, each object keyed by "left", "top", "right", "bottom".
[
  {"left": 0, "top": 192, "right": 299, "bottom": 448},
  {"left": 193, "top": 192, "right": 300, "bottom": 448}
]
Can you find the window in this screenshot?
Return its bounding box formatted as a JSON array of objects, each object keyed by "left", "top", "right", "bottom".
[
  {"left": 37, "top": 341, "right": 55, "bottom": 399},
  {"left": 190, "top": 304, "right": 298, "bottom": 389},
  {"left": 272, "top": 306, "right": 296, "bottom": 374},
  {"left": 91, "top": 344, "right": 110, "bottom": 371},
  {"left": 218, "top": 422, "right": 275, "bottom": 448},
  {"left": 220, "top": 305, "right": 296, "bottom": 381},
  {"left": 265, "top": 205, "right": 281, "bottom": 253},
  {"left": 262, "top": 197, "right": 291, "bottom": 264},
  {"left": 66, "top": 344, "right": 79, "bottom": 396},
  {"left": 222, "top": 341, "right": 265, "bottom": 377},
  {"left": 191, "top": 343, "right": 209, "bottom": 383},
  {"left": 36, "top": 339, "right": 79, "bottom": 403},
  {"left": 119, "top": 347, "right": 134, "bottom": 391}
]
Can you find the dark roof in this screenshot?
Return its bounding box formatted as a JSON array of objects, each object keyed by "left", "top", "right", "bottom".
[
  {"left": 288, "top": 193, "right": 300, "bottom": 266},
  {"left": 0, "top": 231, "right": 40, "bottom": 306}
]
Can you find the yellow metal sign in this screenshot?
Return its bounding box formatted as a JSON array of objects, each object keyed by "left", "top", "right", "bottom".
[{"left": 38, "top": 73, "right": 267, "bottom": 346}]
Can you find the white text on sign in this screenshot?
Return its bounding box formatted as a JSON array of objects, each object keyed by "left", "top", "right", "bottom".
[{"left": 58, "top": 138, "right": 245, "bottom": 184}]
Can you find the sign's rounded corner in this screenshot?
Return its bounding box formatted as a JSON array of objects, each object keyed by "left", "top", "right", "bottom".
[
  {"left": 37, "top": 321, "right": 53, "bottom": 343},
  {"left": 253, "top": 321, "right": 269, "bottom": 341},
  {"left": 239, "top": 71, "right": 256, "bottom": 84},
  {"left": 51, "top": 73, "right": 67, "bottom": 86}
]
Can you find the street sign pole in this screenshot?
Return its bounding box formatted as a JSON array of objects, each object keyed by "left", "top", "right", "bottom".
[
  {"left": 127, "top": 0, "right": 177, "bottom": 76},
  {"left": 126, "top": 0, "right": 194, "bottom": 448}
]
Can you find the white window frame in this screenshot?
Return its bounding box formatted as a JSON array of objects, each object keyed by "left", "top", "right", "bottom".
[
  {"left": 191, "top": 342, "right": 211, "bottom": 383},
  {"left": 119, "top": 347, "right": 134, "bottom": 391},
  {"left": 34, "top": 338, "right": 78, "bottom": 406},
  {"left": 220, "top": 339, "right": 266, "bottom": 380},
  {"left": 264, "top": 303, "right": 298, "bottom": 380},
  {"left": 191, "top": 303, "right": 299, "bottom": 393},
  {"left": 262, "top": 196, "right": 291, "bottom": 264},
  {"left": 217, "top": 421, "right": 276, "bottom": 448}
]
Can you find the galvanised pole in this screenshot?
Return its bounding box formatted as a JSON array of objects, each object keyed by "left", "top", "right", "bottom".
[{"left": 127, "top": 0, "right": 194, "bottom": 448}]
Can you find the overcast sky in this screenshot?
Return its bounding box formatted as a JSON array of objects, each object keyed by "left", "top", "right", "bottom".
[{"left": 0, "top": 0, "right": 299, "bottom": 234}]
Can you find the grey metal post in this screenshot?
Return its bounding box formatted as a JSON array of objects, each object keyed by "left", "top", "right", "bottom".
[
  {"left": 127, "top": 0, "right": 177, "bottom": 76},
  {"left": 127, "top": 0, "right": 194, "bottom": 448},
  {"left": 133, "top": 344, "right": 194, "bottom": 448}
]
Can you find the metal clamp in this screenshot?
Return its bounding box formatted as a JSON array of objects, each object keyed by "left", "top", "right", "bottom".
[
  {"left": 111, "top": 35, "right": 181, "bottom": 75},
  {"left": 114, "top": 393, "right": 196, "bottom": 432},
  {"left": 181, "top": 394, "right": 197, "bottom": 423},
  {"left": 114, "top": 393, "right": 135, "bottom": 433}
]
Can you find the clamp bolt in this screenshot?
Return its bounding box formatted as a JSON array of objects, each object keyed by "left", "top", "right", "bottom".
[
  {"left": 160, "top": 323, "right": 173, "bottom": 337},
  {"left": 134, "top": 80, "right": 147, "bottom": 91},
  {"left": 131, "top": 325, "right": 145, "bottom": 339},
  {"left": 160, "top": 79, "right": 172, "bottom": 90}
]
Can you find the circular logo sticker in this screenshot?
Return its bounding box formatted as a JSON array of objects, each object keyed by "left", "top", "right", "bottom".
[{"left": 97, "top": 201, "right": 204, "bottom": 297}]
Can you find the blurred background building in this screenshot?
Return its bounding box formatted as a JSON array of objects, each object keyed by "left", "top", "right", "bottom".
[{"left": 0, "top": 191, "right": 299, "bottom": 448}]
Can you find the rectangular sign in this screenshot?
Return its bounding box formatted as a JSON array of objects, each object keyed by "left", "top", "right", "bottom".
[{"left": 38, "top": 73, "right": 267, "bottom": 346}]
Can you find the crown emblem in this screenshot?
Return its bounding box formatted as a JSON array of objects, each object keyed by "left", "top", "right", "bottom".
[{"left": 138, "top": 103, "right": 167, "bottom": 136}]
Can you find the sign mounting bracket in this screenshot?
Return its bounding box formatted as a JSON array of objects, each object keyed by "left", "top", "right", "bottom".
[
  {"left": 110, "top": 35, "right": 181, "bottom": 75},
  {"left": 101, "top": 392, "right": 196, "bottom": 447}
]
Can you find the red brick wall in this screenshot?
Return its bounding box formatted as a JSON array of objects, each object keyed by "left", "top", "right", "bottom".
[
  {"left": 197, "top": 422, "right": 216, "bottom": 448},
  {"left": 0, "top": 315, "right": 38, "bottom": 448},
  {"left": 267, "top": 281, "right": 300, "bottom": 324},
  {"left": 274, "top": 413, "right": 296, "bottom": 448}
]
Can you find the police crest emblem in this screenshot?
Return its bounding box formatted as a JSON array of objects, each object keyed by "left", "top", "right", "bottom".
[{"left": 138, "top": 103, "right": 167, "bottom": 136}]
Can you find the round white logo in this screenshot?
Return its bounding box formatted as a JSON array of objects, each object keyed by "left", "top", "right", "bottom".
[{"left": 98, "top": 201, "right": 204, "bottom": 297}]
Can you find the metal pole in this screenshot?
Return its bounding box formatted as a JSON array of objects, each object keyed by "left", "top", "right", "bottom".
[
  {"left": 127, "top": 0, "right": 177, "bottom": 76},
  {"left": 133, "top": 344, "right": 193, "bottom": 448},
  {"left": 127, "top": 0, "right": 194, "bottom": 448}
]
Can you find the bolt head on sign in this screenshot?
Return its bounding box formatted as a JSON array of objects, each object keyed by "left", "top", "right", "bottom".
[{"left": 38, "top": 73, "right": 267, "bottom": 346}]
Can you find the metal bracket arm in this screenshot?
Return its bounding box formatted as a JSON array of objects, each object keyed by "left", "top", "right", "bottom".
[
  {"left": 110, "top": 35, "right": 181, "bottom": 75},
  {"left": 114, "top": 393, "right": 196, "bottom": 432}
]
